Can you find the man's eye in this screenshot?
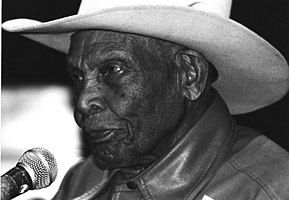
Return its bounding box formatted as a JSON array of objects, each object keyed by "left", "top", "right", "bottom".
[{"left": 101, "top": 63, "right": 124, "bottom": 77}]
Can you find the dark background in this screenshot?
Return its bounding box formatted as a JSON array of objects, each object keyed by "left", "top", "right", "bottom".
[{"left": 2, "top": 0, "right": 289, "bottom": 151}]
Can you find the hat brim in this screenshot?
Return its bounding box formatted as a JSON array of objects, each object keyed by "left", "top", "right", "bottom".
[{"left": 3, "top": 5, "right": 289, "bottom": 114}]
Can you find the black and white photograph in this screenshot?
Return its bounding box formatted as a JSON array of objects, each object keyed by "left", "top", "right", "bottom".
[{"left": 2, "top": 0, "right": 289, "bottom": 199}]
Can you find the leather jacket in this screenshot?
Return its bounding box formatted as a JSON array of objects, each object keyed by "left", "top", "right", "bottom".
[{"left": 53, "top": 93, "right": 289, "bottom": 200}]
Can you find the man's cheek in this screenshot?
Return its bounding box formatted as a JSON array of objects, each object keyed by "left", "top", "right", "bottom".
[{"left": 107, "top": 88, "right": 141, "bottom": 115}]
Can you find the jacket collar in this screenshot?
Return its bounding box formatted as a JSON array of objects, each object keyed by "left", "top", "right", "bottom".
[{"left": 134, "top": 91, "right": 236, "bottom": 200}]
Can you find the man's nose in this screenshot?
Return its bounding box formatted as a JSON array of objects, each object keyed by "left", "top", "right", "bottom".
[{"left": 77, "top": 87, "right": 106, "bottom": 116}]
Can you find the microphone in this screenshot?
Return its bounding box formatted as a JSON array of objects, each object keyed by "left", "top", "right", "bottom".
[{"left": 1, "top": 147, "right": 58, "bottom": 200}]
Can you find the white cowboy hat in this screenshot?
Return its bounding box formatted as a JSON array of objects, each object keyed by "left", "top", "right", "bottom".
[{"left": 2, "top": 0, "right": 289, "bottom": 114}]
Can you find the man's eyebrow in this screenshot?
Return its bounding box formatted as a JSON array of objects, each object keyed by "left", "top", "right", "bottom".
[
  {"left": 66, "top": 50, "right": 135, "bottom": 70},
  {"left": 87, "top": 50, "right": 135, "bottom": 68}
]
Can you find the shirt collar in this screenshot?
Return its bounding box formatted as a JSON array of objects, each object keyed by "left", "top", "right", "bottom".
[{"left": 134, "top": 91, "right": 237, "bottom": 200}]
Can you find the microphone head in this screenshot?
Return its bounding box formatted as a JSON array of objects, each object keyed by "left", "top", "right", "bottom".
[{"left": 18, "top": 147, "right": 58, "bottom": 190}]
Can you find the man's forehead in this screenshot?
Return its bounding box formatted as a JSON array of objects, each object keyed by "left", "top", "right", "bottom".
[
  {"left": 68, "top": 30, "right": 176, "bottom": 54},
  {"left": 67, "top": 30, "right": 146, "bottom": 61},
  {"left": 67, "top": 30, "right": 182, "bottom": 69},
  {"left": 70, "top": 30, "right": 128, "bottom": 48},
  {"left": 67, "top": 30, "right": 138, "bottom": 67}
]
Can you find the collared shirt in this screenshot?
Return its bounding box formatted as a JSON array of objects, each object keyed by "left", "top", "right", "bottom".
[{"left": 53, "top": 93, "right": 289, "bottom": 200}]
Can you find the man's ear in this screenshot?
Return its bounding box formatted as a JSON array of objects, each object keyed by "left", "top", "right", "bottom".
[{"left": 176, "top": 49, "right": 209, "bottom": 101}]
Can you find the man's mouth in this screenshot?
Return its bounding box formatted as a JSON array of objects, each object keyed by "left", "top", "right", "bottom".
[{"left": 86, "top": 129, "right": 118, "bottom": 143}]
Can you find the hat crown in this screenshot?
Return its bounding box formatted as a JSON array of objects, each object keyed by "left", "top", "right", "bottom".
[{"left": 78, "top": 0, "right": 232, "bottom": 18}]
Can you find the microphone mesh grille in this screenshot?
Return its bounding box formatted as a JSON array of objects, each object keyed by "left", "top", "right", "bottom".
[{"left": 18, "top": 147, "right": 58, "bottom": 189}]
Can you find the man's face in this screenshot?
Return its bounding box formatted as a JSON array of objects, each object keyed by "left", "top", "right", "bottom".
[{"left": 67, "top": 30, "right": 185, "bottom": 169}]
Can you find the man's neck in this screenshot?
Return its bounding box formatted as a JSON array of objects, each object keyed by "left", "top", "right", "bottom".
[{"left": 151, "top": 89, "right": 215, "bottom": 158}]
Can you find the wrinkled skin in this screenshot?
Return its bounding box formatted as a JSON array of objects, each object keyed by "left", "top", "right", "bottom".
[{"left": 66, "top": 30, "right": 210, "bottom": 170}]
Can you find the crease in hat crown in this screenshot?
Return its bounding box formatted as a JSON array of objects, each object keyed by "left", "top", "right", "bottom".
[{"left": 77, "top": 0, "right": 232, "bottom": 17}]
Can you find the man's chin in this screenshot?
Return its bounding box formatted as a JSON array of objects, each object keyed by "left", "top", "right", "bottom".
[{"left": 90, "top": 142, "right": 138, "bottom": 170}]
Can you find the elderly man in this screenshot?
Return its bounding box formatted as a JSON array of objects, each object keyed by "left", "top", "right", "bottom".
[{"left": 3, "top": 0, "right": 289, "bottom": 199}]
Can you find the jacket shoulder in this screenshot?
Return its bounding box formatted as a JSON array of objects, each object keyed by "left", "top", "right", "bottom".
[{"left": 203, "top": 126, "right": 289, "bottom": 200}]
